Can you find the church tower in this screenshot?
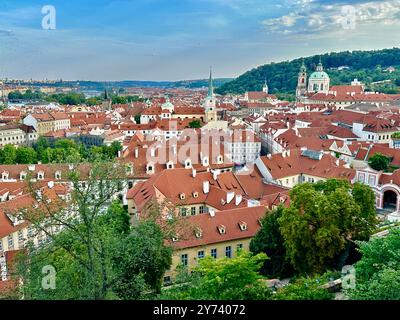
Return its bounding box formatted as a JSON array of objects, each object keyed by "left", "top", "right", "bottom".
[
  {"left": 203, "top": 67, "right": 217, "bottom": 123},
  {"left": 262, "top": 78, "right": 268, "bottom": 94},
  {"left": 102, "top": 86, "right": 112, "bottom": 111},
  {"left": 307, "top": 57, "right": 330, "bottom": 94},
  {"left": 296, "top": 60, "right": 307, "bottom": 99}
]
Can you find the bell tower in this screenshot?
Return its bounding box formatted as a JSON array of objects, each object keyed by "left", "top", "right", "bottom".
[
  {"left": 296, "top": 60, "right": 307, "bottom": 99},
  {"left": 204, "top": 67, "right": 217, "bottom": 123}
]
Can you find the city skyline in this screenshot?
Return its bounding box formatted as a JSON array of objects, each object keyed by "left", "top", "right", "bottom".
[{"left": 0, "top": 0, "right": 400, "bottom": 81}]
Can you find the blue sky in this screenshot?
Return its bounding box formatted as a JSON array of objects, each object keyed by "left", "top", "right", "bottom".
[{"left": 0, "top": 0, "right": 399, "bottom": 81}]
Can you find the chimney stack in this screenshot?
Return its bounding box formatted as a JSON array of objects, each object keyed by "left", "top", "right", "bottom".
[
  {"left": 203, "top": 180, "right": 210, "bottom": 194},
  {"left": 235, "top": 194, "right": 242, "bottom": 206},
  {"left": 135, "top": 148, "right": 139, "bottom": 158},
  {"left": 226, "top": 191, "right": 235, "bottom": 204},
  {"left": 192, "top": 168, "right": 197, "bottom": 178},
  {"left": 213, "top": 170, "right": 219, "bottom": 180}
]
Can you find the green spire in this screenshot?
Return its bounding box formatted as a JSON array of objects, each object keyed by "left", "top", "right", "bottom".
[
  {"left": 300, "top": 59, "right": 306, "bottom": 72},
  {"left": 208, "top": 66, "right": 214, "bottom": 97}
]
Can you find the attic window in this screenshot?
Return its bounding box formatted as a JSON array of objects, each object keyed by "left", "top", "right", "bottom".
[
  {"left": 179, "top": 193, "right": 186, "bottom": 200},
  {"left": 238, "top": 221, "right": 248, "bottom": 231},
  {"left": 192, "top": 191, "right": 199, "bottom": 198},
  {"left": 172, "top": 236, "right": 179, "bottom": 242},
  {"left": 217, "top": 224, "right": 226, "bottom": 235},
  {"left": 194, "top": 228, "right": 202, "bottom": 239}
]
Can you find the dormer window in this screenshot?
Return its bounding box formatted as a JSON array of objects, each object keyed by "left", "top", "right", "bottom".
[
  {"left": 194, "top": 227, "right": 202, "bottom": 239},
  {"left": 37, "top": 171, "right": 44, "bottom": 180},
  {"left": 192, "top": 191, "right": 199, "bottom": 198},
  {"left": 238, "top": 221, "right": 248, "bottom": 231},
  {"left": 146, "top": 163, "right": 154, "bottom": 175},
  {"left": 2, "top": 171, "right": 9, "bottom": 180},
  {"left": 172, "top": 236, "right": 179, "bottom": 242},
  {"left": 179, "top": 193, "right": 186, "bottom": 200},
  {"left": 20, "top": 171, "right": 27, "bottom": 180},
  {"left": 166, "top": 161, "right": 174, "bottom": 169},
  {"left": 217, "top": 224, "right": 226, "bottom": 235},
  {"left": 55, "top": 171, "right": 61, "bottom": 180},
  {"left": 185, "top": 159, "right": 192, "bottom": 169}
]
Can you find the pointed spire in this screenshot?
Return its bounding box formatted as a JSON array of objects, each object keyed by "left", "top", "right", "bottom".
[
  {"left": 316, "top": 57, "right": 323, "bottom": 72},
  {"left": 300, "top": 59, "right": 307, "bottom": 72},
  {"left": 208, "top": 66, "right": 214, "bottom": 97}
]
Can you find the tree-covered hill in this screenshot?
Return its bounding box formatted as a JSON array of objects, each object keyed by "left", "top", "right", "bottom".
[{"left": 216, "top": 48, "right": 400, "bottom": 95}]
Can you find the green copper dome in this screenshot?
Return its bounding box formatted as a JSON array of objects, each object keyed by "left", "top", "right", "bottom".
[{"left": 309, "top": 71, "right": 329, "bottom": 79}]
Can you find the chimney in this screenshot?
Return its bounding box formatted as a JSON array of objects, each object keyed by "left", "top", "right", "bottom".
[
  {"left": 267, "top": 154, "right": 272, "bottom": 159},
  {"left": 282, "top": 151, "right": 286, "bottom": 158},
  {"left": 213, "top": 170, "right": 219, "bottom": 180},
  {"left": 226, "top": 191, "right": 235, "bottom": 204},
  {"left": 150, "top": 148, "right": 155, "bottom": 157},
  {"left": 335, "top": 159, "right": 339, "bottom": 166},
  {"left": 235, "top": 194, "right": 242, "bottom": 206},
  {"left": 287, "top": 149, "right": 291, "bottom": 157},
  {"left": 192, "top": 168, "right": 197, "bottom": 178},
  {"left": 47, "top": 181, "right": 54, "bottom": 189},
  {"left": 203, "top": 180, "right": 210, "bottom": 194},
  {"left": 209, "top": 208, "right": 215, "bottom": 217},
  {"left": 135, "top": 148, "right": 139, "bottom": 158}
]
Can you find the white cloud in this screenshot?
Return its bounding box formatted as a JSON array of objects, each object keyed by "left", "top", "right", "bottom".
[{"left": 261, "top": 0, "right": 400, "bottom": 34}]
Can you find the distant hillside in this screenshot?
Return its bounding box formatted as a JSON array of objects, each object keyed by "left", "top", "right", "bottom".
[
  {"left": 23, "top": 78, "right": 232, "bottom": 90},
  {"left": 216, "top": 48, "right": 400, "bottom": 95}
]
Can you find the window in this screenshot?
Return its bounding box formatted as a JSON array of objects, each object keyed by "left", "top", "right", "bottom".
[
  {"left": 181, "top": 254, "right": 188, "bottom": 266},
  {"left": 180, "top": 207, "right": 187, "bottom": 216},
  {"left": 211, "top": 248, "right": 217, "bottom": 259},
  {"left": 8, "top": 235, "right": 14, "bottom": 249},
  {"left": 225, "top": 246, "right": 232, "bottom": 258},
  {"left": 163, "top": 276, "right": 172, "bottom": 286},
  {"left": 198, "top": 250, "right": 205, "bottom": 259},
  {"left": 191, "top": 207, "right": 196, "bottom": 216},
  {"left": 237, "top": 243, "right": 243, "bottom": 252},
  {"left": 199, "top": 205, "right": 206, "bottom": 214}
]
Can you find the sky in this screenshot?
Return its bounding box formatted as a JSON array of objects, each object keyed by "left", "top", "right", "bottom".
[{"left": 0, "top": 0, "right": 399, "bottom": 81}]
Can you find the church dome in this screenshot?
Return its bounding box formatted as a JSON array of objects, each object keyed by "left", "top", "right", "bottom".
[{"left": 309, "top": 71, "right": 329, "bottom": 80}]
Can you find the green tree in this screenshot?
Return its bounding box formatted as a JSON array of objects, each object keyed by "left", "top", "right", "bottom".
[
  {"left": 112, "top": 96, "right": 128, "bottom": 104},
  {"left": 188, "top": 120, "right": 202, "bottom": 128},
  {"left": 278, "top": 180, "right": 376, "bottom": 275},
  {"left": 113, "top": 220, "right": 173, "bottom": 298},
  {"left": 16, "top": 147, "right": 38, "bottom": 164},
  {"left": 392, "top": 131, "right": 400, "bottom": 139},
  {"left": 346, "top": 229, "right": 400, "bottom": 300},
  {"left": 0, "top": 144, "right": 17, "bottom": 164},
  {"left": 250, "top": 206, "right": 293, "bottom": 278},
  {"left": 160, "top": 252, "right": 272, "bottom": 300},
  {"left": 368, "top": 152, "right": 390, "bottom": 171},
  {"left": 14, "top": 161, "right": 174, "bottom": 300},
  {"left": 272, "top": 275, "right": 334, "bottom": 300},
  {"left": 134, "top": 115, "right": 141, "bottom": 124}
]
